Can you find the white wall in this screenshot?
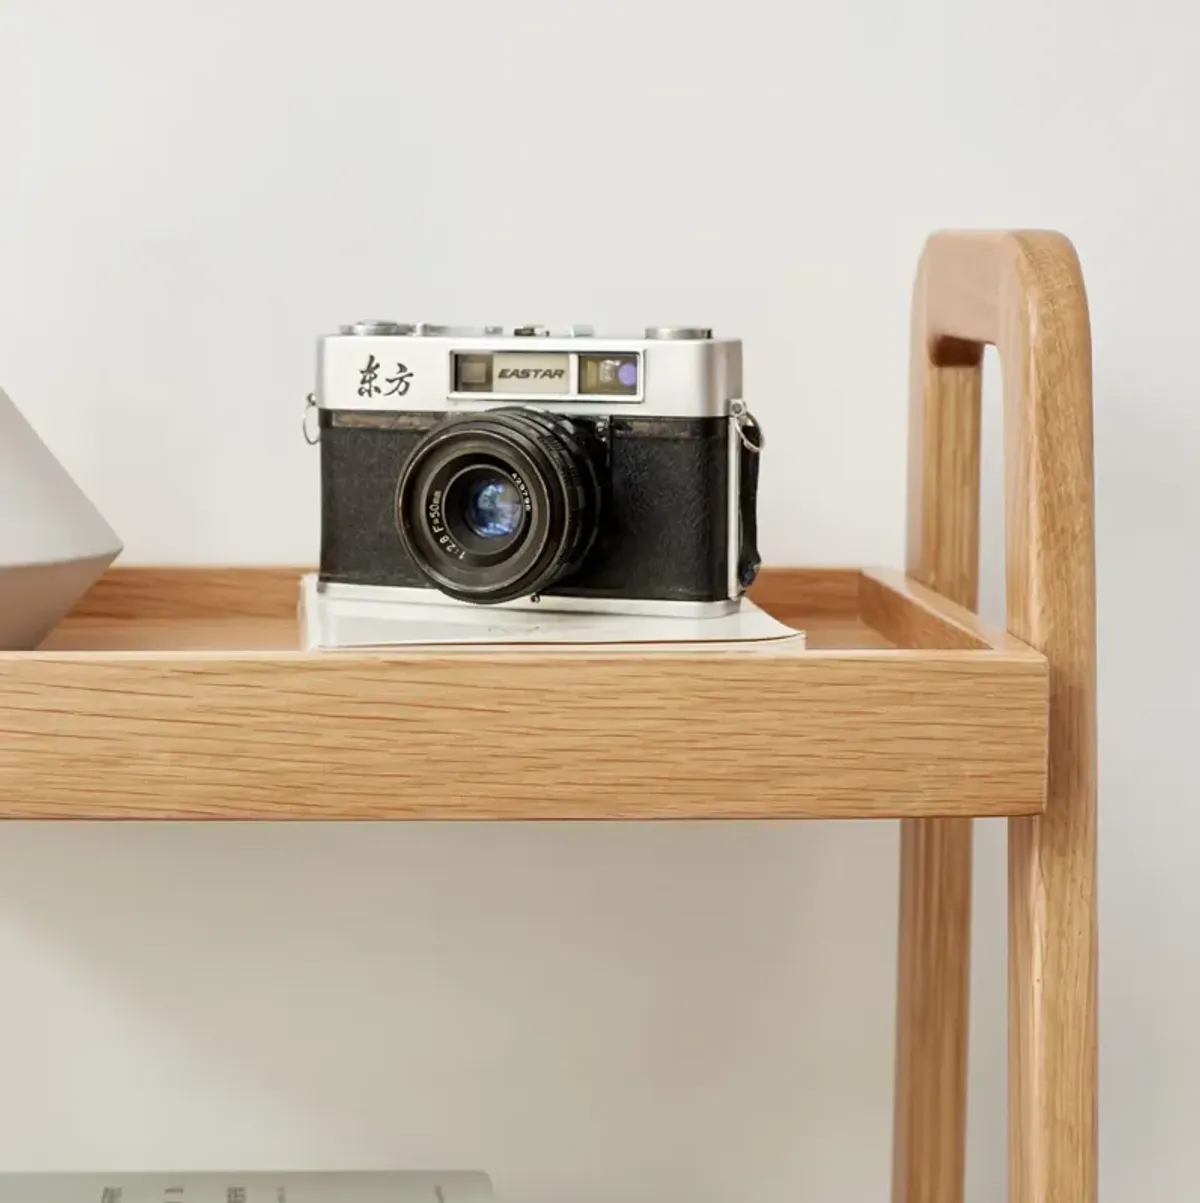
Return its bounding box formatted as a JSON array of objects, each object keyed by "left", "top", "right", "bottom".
[{"left": 0, "top": 2, "right": 1195, "bottom": 1200}]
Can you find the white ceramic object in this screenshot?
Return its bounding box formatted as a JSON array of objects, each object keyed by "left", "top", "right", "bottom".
[{"left": 0, "top": 386, "right": 122, "bottom": 648}]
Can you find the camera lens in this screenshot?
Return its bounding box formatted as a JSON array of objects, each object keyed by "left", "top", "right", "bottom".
[
  {"left": 461, "top": 474, "right": 524, "bottom": 540},
  {"left": 396, "top": 408, "right": 601, "bottom": 604}
]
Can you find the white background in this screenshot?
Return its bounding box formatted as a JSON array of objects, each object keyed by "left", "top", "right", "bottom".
[{"left": 0, "top": 2, "right": 1195, "bottom": 1200}]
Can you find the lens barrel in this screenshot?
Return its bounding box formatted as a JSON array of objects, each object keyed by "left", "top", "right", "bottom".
[{"left": 396, "top": 408, "right": 601, "bottom": 604}]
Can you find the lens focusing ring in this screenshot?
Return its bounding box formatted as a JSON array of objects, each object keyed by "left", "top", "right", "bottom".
[{"left": 397, "top": 408, "right": 600, "bottom": 604}]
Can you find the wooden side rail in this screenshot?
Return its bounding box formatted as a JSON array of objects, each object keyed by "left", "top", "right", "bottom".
[{"left": 892, "top": 231, "right": 1098, "bottom": 1203}]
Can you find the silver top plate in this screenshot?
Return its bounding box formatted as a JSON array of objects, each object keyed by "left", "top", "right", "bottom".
[
  {"left": 316, "top": 327, "right": 742, "bottom": 419},
  {"left": 335, "top": 323, "right": 715, "bottom": 340}
]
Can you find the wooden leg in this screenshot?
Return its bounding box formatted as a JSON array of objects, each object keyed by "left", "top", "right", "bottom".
[
  {"left": 893, "top": 283, "right": 982, "bottom": 1203},
  {"left": 1008, "top": 808, "right": 1098, "bottom": 1203},
  {"left": 896, "top": 230, "right": 1097, "bottom": 1202},
  {"left": 1001, "top": 233, "right": 1098, "bottom": 1203},
  {"left": 893, "top": 818, "right": 973, "bottom": 1203}
]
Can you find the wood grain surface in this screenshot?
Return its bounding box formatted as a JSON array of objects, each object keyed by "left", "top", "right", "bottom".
[
  {"left": 995, "top": 237, "right": 1097, "bottom": 1203},
  {"left": 44, "top": 567, "right": 890, "bottom": 653},
  {"left": 65, "top": 565, "right": 867, "bottom": 625},
  {"left": 0, "top": 647, "right": 1045, "bottom": 821},
  {"left": 897, "top": 229, "right": 1098, "bottom": 1203},
  {"left": 67, "top": 566, "right": 303, "bottom": 620},
  {"left": 892, "top": 258, "right": 984, "bottom": 1203},
  {"left": 0, "top": 567, "right": 1048, "bottom": 821},
  {"left": 862, "top": 569, "right": 988, "bottom": 652}
]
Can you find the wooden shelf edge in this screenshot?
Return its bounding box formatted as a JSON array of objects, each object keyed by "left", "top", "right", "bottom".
[
  {"left": 858, "top": 567, "right": 1040, "bottom": 656},
  {"left": 0, "top": 657, "right": 1048, "bottom": 822},
  {"left": 0, "top": 565, "right": 1048, "bottom": 821}
]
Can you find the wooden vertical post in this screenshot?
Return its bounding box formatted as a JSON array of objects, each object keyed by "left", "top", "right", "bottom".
[
  {"left": 893, "top": 230, "right": 1098, "bottom": 1203},
  {"left": 893, "top": 259, "right": 983, "bottom": 1203}
]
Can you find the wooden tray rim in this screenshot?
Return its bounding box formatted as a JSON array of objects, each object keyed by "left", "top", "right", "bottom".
[{"left": 11, "top": 564, "right": 1047, "bottom": 665}]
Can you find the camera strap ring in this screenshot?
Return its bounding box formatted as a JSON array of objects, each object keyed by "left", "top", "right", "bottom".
[
  {"left": 730, "top": 399, "right": 763, "bottom": 454},
  {"left": 302, "top": 393, "right": 321, "bottom": 446},
  {"left": 731, "top": 399, "right": 763, "bottom": 590}
]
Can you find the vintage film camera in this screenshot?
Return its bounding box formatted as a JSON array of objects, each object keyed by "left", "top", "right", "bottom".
[{"left": 309, "top": 322, "right": 762, "bottom": 617}]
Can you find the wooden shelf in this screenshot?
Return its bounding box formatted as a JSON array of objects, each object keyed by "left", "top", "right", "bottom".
[
  {"left": 0, "top": 229, "right": 1099, "bottom": 1202},
  {"left": 0, "top": 565, "right": 1047, "bottom": 821}
]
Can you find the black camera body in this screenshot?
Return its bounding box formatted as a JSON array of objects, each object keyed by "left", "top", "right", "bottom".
[{"left": 313, "top": 323, "right": 760, "bottom": 616}]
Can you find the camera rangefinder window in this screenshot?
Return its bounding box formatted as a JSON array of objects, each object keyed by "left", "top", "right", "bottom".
[
  {"left": 578, "top": 353, "right": 639, "bottom": 396},
  {"left": 453, "top": 353, "right": 493, "bottom": 392}
]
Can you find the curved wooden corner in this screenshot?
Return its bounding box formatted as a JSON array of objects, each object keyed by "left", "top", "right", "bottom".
[
  {"left": 895, "top": 231, "right": 1097, "bottom": 1203},
  {"left": 908, "top": 229, "right": 1095, "bottom": 614}
]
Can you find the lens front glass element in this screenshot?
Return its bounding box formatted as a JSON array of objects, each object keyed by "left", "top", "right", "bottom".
[{"left": 461, "top": 473, "right": 524, "bottom": 540}]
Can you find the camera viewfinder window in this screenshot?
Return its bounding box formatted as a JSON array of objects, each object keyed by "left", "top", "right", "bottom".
[
  {"left": 578, "top": 354, "right": 640, "bottom": 396},
  {"left": 454, "top": 353, "right": 493, "bottom": 392}
]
